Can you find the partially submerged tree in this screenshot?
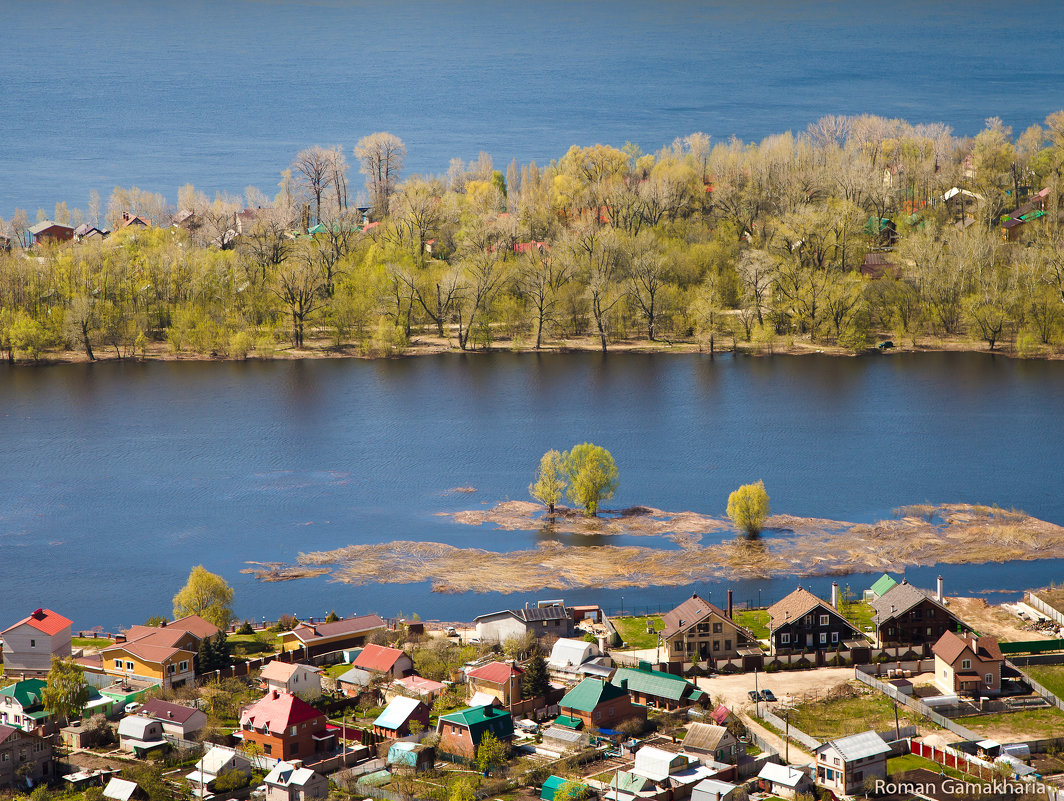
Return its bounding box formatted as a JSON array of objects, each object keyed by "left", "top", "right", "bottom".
[
  {"left": 726, "top": 480, "right": 771, "bottom": 536},
  {"left": 530, "top": 449, "right": 567, "bottom": 515},
  {"left": 564, "top": 442, "right": 619, "bottom": 516}
]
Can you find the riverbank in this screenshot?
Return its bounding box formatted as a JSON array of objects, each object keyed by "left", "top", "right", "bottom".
[
  {"left": 8, "top": 330, "right": 1064, "bottom": 366},
  {"left": 253, "top": 503, "right": 1064, "bottom": 593}
]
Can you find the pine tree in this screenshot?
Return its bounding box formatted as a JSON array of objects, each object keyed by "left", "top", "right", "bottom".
[{"left": 522, "top": 654, "right": 549, "bottom": 700}]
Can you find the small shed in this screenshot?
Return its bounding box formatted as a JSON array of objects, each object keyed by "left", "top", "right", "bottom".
[
  {"left": 691, "top": 779, "right": 740, "bottom": 801},
  {"left": 103, "top": 778, "right": 148, "bottom": 801},
  {"left": 117, "top": 716, "right": 166, "bottom": 756},
  {"left": 386, "top": 741, "right": 435, "bottom": 772},
  {"left": 541, "top": 775, "right": 590, "bottom": 801}
]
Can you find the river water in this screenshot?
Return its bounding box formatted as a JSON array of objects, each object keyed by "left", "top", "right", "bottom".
[
  {"left": 1, "top": 352, "right": 1062, "bottom": 630},
  {"left": 4, "top": 0, "right": 1064, "bottom": 217}
]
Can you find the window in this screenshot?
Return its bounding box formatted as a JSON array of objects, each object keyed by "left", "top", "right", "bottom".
[
  {"left": 263, "top": 744, "right": 272, "bottom": 755},
  {"left": 291, "top": 742, "right": 299, "bottom": 754},
  {"left": 819, "top": 615, "right": 829, "bottom": 626},
  {"left": 819, "top": 632, "right": 827, "bottom": 644},
  {"left": 291, "top": 726, "right": 298, "bottom": 735},
  {"left": 805, "top": 615, "right": 813, "bottom": 625},
  {"left": 126, "top": 661, "right": 134, "bottom": 671},
  {"left": 781, "top": 633, "right": 790, "bottom": 644},
  {"left": 168, "top": 664, "right": 175, "bottom": 674},
  {"left": 595, "top": 711, "right": 602, "bottom": 720},
  {"left": 961, "top": 659, "right": 971, "bottom": 670},
  {"left": 180, "top": 661, "right": 189, "bottom": 671},
  {"left": 985, "top": 673, "right": 994, "bottom": 684},
  {"left": 674, "top": 641, "right": 681, "bottom": 652},
  {"left": 713, "top": 623, "right": 722, "bottom": 633},
  {"left": 724, "top": 640, "right": 732, "bottom": 650},
  {"left": 30, "top": 640, "right": 36, "bottom": 648},
  {"left": 831, "top": 632, "right": 839, "bottom": 643},
  {"left": 713, "top": 641, "right": 720, "bottom": 651},
  {"left": 1, "top": 754, "right": 7, "bottom": 762},
  {"left": 114, "top": 660, "right": 123, "bottom": 669}
]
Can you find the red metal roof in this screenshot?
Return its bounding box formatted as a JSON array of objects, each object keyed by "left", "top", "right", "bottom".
[
  {"left": 3, "top": 608, "right": 72, "bottom": 637},
  {"left": 240, "top": 690, "right": 323, "bottom": 731},
  {"left": 467, "top": 661, "right": 523, "bottom": 685},
  {"left": 352, "top": 643, "right": 406, "bottom": 673}
]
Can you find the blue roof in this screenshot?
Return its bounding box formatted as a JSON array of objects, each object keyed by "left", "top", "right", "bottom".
[{"left": 373, "top": 696, "right": 422, "bottom": 731}]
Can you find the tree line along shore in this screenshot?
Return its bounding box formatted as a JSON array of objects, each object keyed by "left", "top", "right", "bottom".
[{"left": 3, "top": 115, "right": 1064, "bottom": 364}]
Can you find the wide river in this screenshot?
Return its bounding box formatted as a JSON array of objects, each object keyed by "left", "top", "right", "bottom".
[
  {"left": 1, "top": 351, "right": 1062, "bottom": 631},
  {"left": 4, "top": 0, "right": 1064, "bottom": 217}
]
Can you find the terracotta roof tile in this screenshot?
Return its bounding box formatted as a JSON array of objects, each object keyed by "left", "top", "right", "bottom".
[
  {"left": 3, "top": 608, "right": 72, "bottom": 637},
  {"left": 467, "top": 661, "right": 523, "bottom": 685}
]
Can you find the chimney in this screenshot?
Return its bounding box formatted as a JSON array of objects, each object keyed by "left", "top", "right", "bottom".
[
  {"left": 272, "top": 690, "right": 280, "bottom": 700},
  {"left": 727, "top": 589, "right": 733, "bottom": 619},
  {"left": 160, "top": 620, "right": 167, "bottom": 627},
  {"left": 831, "top": 582, "right": 840, "bottom": 609},
  {"left": 936, "top": 575, "right": 944, "bottom": 602}
]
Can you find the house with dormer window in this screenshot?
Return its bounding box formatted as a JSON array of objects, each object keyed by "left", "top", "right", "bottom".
[
  {"left": 767, "top": 588, "right": 860, "bottom": 654},
  {"left": 661, "top": 594, "right": 757, "bottom": 664}
]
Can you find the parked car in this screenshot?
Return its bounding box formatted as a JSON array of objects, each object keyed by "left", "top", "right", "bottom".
[
  {"left": 124, "top": 702, "right": 142, "bottom": 714},
  {"left": 747, "top": 690, "right": 760, "bottom": 702},
  {"left": 760, "top": 689, "right": 777, "bottom": 703},
  {"left": 444, "top": 626, "right": 457, "bottom": 636}
]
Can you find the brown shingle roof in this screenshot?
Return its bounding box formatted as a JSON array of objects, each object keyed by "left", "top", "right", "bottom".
[
  {"left": 289, "top": 614, "right": 385, "bottom": 644},
  {"left": 662, "top": 594, "right": 730, "bottom": 639},
  {"left": 871, "top": 580, "right": 954, "bottom": 625},
  {"left": 933, "top": 631, "right": 1002, "bottom": 664},
  {"left": 767, "top": 588, "right": 828, "bottom": 631},
  {"left": 682, "top": 722, "right": 732, "bottom": 753}
]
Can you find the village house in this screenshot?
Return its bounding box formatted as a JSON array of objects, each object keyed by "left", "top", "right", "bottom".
[
  {"left": 690, "top": 779, "right": 742, "bottom": 801},
  {"left": 933, "top": 631, "right": 1004, "bottom": 696},
  {"left": 185, "top": 747, "right": 251, "bottom": 797},
  {"left": 0, "top": 724, "right": 52, "bottom": 788},
  {"left": 351, "top": 644, "right": 413, "bottom": 680},
  {"left": 871, "top": 577, "right": 966, "bottom": 648},
  {"left": 0, "top": 608, "right": 73, "bottom": 677},
  {"left": 138, "top": 699, "right": 208, "bottom": 739},
  {"left": 756, "top": 763, "right": 814, "bottom": 799},
  {"left": 863, "top": 574, "right": 898, "bottom": 602},
  {"left": 547, "top": 638, "right": 601, "bottom": 672},
  {"left": 558, "top": 677, "right": 645, "bottom": 731},
  {"left": 239, "top": 690, "right": 333, "bottom": 761},
  {"left": 466, "top": 661, "right": 524, "bottom": 706},
  {"left": 102, "top": 778, "right": 148, "bottom": 801},
  {"left": 372, "top": 695, "right": 431, "bottom": 738},
  {"left": 95, "top": 616, "right": 217, "bottom": 689},
  {"left": 118, "top": 212, "right": 151, "bottom": 229},
  {"left": 264, "top": 761, "right": 329, "bottom": 801},
  {"left": 436, "top": 705, "right": 514, "bottom": 759},
  {"left": 386, "top": 674, "right": 447, "bottom": 703},
  {"left": 767, "top": 587, "right": 861, "bottom": 653},
  {"left": 0, "top": 679, "right": 51, "bottom": 733},
  {"left": 279, "top": 614, "right": 386, "bottom": 657},
  {"left": 660, "top": 593, "right": 757, "bottom": 664},
  {"left": 28, "top": 221, "right": 74, "bottom": 246},
  {"left": 73, "top": 223, "right": 109, "bottom": 241},
  {"left": 259, "top": 662, "right": 323, "bottom": 700},
  {"left": 813, "top": 731, "right": 891, "bottom": 796},
  {"left": 631, "top": 745, "right": 713, "bottom": 794},
  {"left": 610, "top": 663, "right": 705, "bottom": 710},
  {"left": 474, "top": 601, "right": 574, "bottom": 643},
  {"left": 682, "top": 722, "right": 742, "bottom": 765},
  {"left": 117, "top": 716, "right": 166, "bottom": 756}
]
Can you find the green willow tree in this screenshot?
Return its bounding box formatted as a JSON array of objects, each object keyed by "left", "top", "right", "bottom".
[
  {"left": 42, "top": 657, "right": 90, "bottom": 725},
  {"left": 530, "top": 449, "right": 567, "bottom": 515},
  {"left": 564, "top": 443, "right": 619, "bottom": 516},
  {"left": 726, "top": 480, "right": 770, "bottom": 536}
]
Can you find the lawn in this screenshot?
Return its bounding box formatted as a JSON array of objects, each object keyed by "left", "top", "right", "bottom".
[
  {"left": 839, "top": 601, "right": 876, "bottom": 635},
  {"left": 228, "top": 632, "right": 282, "bottom": 659},
  {"left": 613, "top": 616, "right": 664, "bottom": 649},
  {"left": 1023, "top": 665, "right": 1064, "bottom": 698},
  {"left": 886, "top": 754, "right": 974, "bottom": 781},
  {"left": 324, "top": 662, "right": 353, "bottom": 679},
  {"left": 72, "top": 637, "right": 113, "bottom": 649},
  {"left": 734, "top": 609, "right": 769, "bottom": 639},
  {"left": 957, "top": 706, "right": 1064, "bottom": 739},
  {"left": 788, "top": 684, "right": 930, "bottom": 740}
]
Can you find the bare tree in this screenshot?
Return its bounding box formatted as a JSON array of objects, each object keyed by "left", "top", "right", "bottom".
[
  {"left": 354, "top": 132, "right": 406, "bottom": 219},
  {"left": 514, "top": 244, "right": 570, "bottom": 349},
  {"left": 292, "top": 146, "right": 337, "bottom": 226}
]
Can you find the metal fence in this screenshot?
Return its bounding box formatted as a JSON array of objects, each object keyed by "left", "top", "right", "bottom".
[
  {"left": 755, "top": 707, "right": 822, "bottom": 751},
  {"left": 1010, "top": 659, "right": 1064, "bottom": 714},
  {"left": 1026, "top": 593, "right": 1064, "bottom": 627},
  {"left": 854, "top": 668, "right": 981, "bottom": 741}
]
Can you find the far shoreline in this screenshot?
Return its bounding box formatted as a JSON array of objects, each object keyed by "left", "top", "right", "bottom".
[{"left": 4, "top": 331, "right": 1062, "bottom": 367}]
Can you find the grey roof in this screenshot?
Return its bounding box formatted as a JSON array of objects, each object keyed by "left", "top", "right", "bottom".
[
  {"left": 29, "top": 220, "right": 73, "bottom": 235},
  {"left": 817, "top": 730, "right": 891, "bottom": 762},
  {"left": 103, "top": 778, "right": 141, "bottom": 801},
  {"left": 870, "top": 580, "right": 951, "bottom": 625},
  {"left": 475, "top": 605, "right": 570, "bottom": 624},
  {"left": 758, "top": 763, "right": 808, "bottom": 787}
]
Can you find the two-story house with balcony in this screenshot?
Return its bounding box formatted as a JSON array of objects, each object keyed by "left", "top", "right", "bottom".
[
  {"left": 871, "top": 579, "right": 967, "bottom": 648},
  {"left": 660, "top": 594, "right": 758, "bottom": 664},
  {"left": 239, "top": 690, "right": 333, "bottom": 761}
]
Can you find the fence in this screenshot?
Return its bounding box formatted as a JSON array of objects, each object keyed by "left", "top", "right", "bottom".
[
  {"left": 1026, "top": 593, "right": 1064, "bottom": 627},
  {"left": 755, "top": 708, "right": 821, "bottom": 751},
  {"left": 1000, "top": 639, "right": 1064, "bottom": 655},
  {"left": 854, "top": 667, "right": 981, "bottom": 741},
  {"left": 1009, "top": 659, "right": 1064, "bottom": 714},
  {"left": 909, "top": 739, "right": 1000, "bottom": 781}
]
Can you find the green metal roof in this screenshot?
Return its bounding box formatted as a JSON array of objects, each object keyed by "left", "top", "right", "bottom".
[
  {"left": 611, "top": 666, "right": 699, "bottom": 703},
  {"left": 559, "top": 677, "right": 628, "bottom": 713},
  {"left": 541, "top": 776, "right": 588, "bottom": 801},
  {"left": 0, "top": 679, "right": 46, "bottom": 709},
  {"left": 25, "top": 709, "right": 52, "bottom": 720},
  {"left": 869, "top": 574, "right": 898, "bottom": 597},
  {"left": 610, "top": 772, "right": 654, "bottom": 793},
  {"left": 554, "top": 715, "right": 584, "bottom": 730},
  {"left": 439, "top": 705, "right": 514, "bottom": 742}
]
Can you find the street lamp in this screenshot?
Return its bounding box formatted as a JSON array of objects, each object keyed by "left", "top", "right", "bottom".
[{"left": 620, "top": 596, "right": 624, "bottom": 616}]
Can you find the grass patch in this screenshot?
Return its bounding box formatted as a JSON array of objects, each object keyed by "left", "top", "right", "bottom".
[
  {"left": 839, "top": 600, "right": 876, "bottom": 635},
  {"left": 72, "top": 637, "right": 113, "bottom": 648},
  {"left": 957, "top": 706, "right": 1064, "bottom": 739},
  {"left": 324, "top": 662, "right": 353, "bottom": 679},
  {"left": 228, "top": 632, "right": 282, "bottom": 658},
  {"left": 788, "top": 682, "right": 930, "bottom": 739},
  {"left": 887, "top": 755, "right": 972, "bottom": 781},
  {"left": 734, "top": 609, "right": 769, "bottom": 639},
  {"left": 613, "top": 616, "right": 664, "bottom": 649},
  {"left": 1024, "top": 665, "right": 1064, "bottom": 698}
]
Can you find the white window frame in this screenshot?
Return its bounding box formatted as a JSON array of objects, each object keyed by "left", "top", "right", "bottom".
[
  {"left": 781, "top": 632, "right": 790, "bottom": 645},
  {"left": 125, "top": 661, "right": 134, "bottom": 671},
  {"left": 831, "top": 631, "right": 839, "bottom": 643},
  {"left": 819, "top": 632, "right": 827, "bottom": 644},
  {"left": 114, "top": 659, "right": 123, "bottom": 669},
  {"left": 961, "top": 659, "right": 971, "bottom": 670},
  {"left": 985, "top": 673, "right": 994, "bottom": 684},
  {"left": 819, "top": 615, "right": 829, "bottom": 626}
]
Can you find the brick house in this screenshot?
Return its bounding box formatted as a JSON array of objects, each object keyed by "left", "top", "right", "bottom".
[
  {"left": 933, "top": 631, "right": 1003, "bottom": 697},
  {"left": 558, "top": 677, "right": 644, "bottom": 731},
  {"left": 660, "top": 594, "right": 757, "bottom": 664},
  {"left": 767, "top": 588, "right": 861, "bottom": 653},
  {"left": 372, "top": 696, "right": 431, "bottom": 738},
  {"left": 0, "top": 724, "right": 52, "bottom": 788},
  {"left": 437, "top": 706, "right": 514, "bottom": 759},
  {"left": 0, "top": 609, "right": 73, "bottom": 677},
  {"left": 239, "top": 691, "right": 333, "bottom": 761},
  {"left": 871, "top": 579, "right": 967, "bottom": 648}
]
